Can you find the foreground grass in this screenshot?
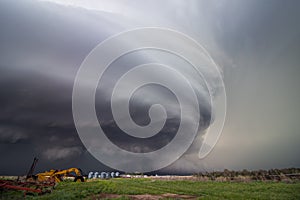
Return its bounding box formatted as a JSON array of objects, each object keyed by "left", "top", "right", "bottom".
[{"left": 2, "top": 178, "right": 300, "bottom": 200}]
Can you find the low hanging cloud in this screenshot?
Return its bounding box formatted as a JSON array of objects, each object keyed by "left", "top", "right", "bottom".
[
  {"left": 43, "top": 146, "right": 83, "bottom": 161},
  {"left": 0, "top": 126, "right": 29, "bottom": 144}
]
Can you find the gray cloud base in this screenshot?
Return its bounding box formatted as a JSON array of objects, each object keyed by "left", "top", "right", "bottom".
[{"left": 0, "top": 0, "right": 300, "bottom": 175}]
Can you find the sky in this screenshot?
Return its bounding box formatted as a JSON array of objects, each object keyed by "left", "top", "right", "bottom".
[{"left": 0, "top": 0, "right": 300, "bottom": 175}]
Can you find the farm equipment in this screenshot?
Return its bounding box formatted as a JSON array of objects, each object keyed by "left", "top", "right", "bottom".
[
  {"left": 0, "top": 157, "right": 55, "bottom": 197},
  {"left": 35, "top": 168, "right": 85, "bottom": 183},
  {"left": 26, "top": 157, "right": 39, "bottom": 179},
  {"left": 0, "top": 157, "right": 84, "bottom": 197},
  {"left": 24, "top": 157, "right": 85, "bottom": 183},
  {"left": 0, "top": 179, "right": 54, "bottom": 197}
]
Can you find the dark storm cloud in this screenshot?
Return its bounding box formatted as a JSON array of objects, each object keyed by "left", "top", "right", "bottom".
[
  {"left": 0, "top": 0, "right": 214, "bottom": 174},
  {"left": 1, "top": 0, "right": 300, "bottom": 175},
  {"left": 0, "top": 0, "right": 121, "bottom": 174}
]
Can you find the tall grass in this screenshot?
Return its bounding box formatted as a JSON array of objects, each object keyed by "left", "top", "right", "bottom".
[{"left": 2, "top": 178, "right": 300, "bottom": 200}]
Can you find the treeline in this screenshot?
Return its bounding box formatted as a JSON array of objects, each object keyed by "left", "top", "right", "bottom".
[{"left": 194, "top": 168, "right": 300, "bottom": 182}]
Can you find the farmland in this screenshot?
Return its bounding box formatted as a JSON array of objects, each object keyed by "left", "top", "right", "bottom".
[{"left": 1, "top": 178, "right": 300, "bottom": 200}]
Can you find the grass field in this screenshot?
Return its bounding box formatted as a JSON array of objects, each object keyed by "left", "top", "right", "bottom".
[{"left": 1, "top": 178, "right": 300, "bottom": 200}]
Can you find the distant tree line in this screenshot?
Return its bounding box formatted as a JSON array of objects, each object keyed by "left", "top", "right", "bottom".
[{"left": 194, "top": 168, "right": 300, "bottom": 182}]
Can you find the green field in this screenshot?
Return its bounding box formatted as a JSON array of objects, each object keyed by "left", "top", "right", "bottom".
[{"left": 1, "top": 178, "right": 300, "bottom": 200}]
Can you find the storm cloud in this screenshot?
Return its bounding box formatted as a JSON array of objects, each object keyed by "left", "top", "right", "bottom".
[{"left": 0, "top": 0, "right": 300, "bottom": 175}]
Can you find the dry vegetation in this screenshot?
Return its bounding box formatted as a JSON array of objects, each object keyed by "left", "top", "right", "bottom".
[{"left": 194, "top": 168, "right": 300, "bottom": 182}]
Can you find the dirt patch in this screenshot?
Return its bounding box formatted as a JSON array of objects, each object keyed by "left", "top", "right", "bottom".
[{"left": 92, "top": 193, "right": 198, "bottom": 199}]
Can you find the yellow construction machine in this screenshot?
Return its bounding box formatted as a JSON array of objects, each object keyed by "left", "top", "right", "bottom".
[
  {"left": 26, "top": 157, "right": 85, "bottom": 183},
  {"left": 36, "top": 168, "right": 85, "bottom": 183}
]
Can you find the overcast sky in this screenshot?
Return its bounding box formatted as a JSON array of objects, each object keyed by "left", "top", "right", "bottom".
[{"left": 0, "top": 0, "right": 300, "bottom": 175}]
